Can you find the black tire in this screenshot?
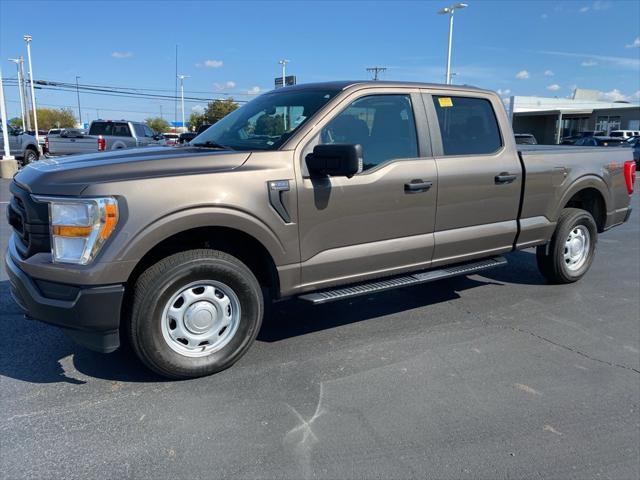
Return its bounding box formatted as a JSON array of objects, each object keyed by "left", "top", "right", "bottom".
[
  {"left": 22, "top": 147, "right": 39, "bottom": 166},
  {"left": 536, "top": 208, "right": 597, "bottom": 284},
  {"left": 127, "top": 249, "right": 263, "bottom": 379}
]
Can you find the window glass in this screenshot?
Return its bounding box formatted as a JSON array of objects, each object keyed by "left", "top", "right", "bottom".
[
  {"left": 143, "top": 125, "right": 155, "bottom": 137},
  {"left": 432, "top": 96, "right": 502, "bottom": 155},
  {"left": 133, "top": 124, "right": 146, "bottom": 137},
  {"left": 320, "top": 94, "right": 418, "bottom": 171},
  {"left": 112, "top": 123, "right": 131, "bottom": 137},
  {"left": 89, "top": 122, "right": 113, "bottom": 136}
]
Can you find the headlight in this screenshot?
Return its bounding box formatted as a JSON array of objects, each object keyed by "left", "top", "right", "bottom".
[{"left": 35, "top": 197, "right": 119, "bottom": 265}]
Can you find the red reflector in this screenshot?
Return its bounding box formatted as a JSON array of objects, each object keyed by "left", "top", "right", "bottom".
[
  {"left": 97, "top": 135, "right": 106, "bottom": 151},
  {"left": 624, "top": 161, "right": 636, "bottom": 195}
]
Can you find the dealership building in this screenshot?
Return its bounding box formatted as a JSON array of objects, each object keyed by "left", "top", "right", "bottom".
[{"left": 509, "top": 89, "right": 640, "bottom": 144}]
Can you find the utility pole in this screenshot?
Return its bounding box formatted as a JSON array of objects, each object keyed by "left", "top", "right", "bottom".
[
  {"left": 75, "top": 75, "right": 82, "bottom": 127},
  {"left": 177, "top": 74, "right": 189, "bottom": 133},
  {"left": 24, "top": 34, "right": 40, "bottom": 149},
  {"left": 366, "top": 66, "right": 387, "bottom": 81},
  {"left": 1, "top": 66, "right": 19, "bottom": 178},
  {"left": 437, "top": 3, "right": 468, "bottom": 85},
  {"left": 174, "top": 44, "right": 178, "bottom": 131},
  {"left": 8, "top": 57, "right": 26, "bottom": 129}
]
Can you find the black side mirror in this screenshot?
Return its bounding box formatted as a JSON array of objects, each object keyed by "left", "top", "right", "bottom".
[
  {"left": 12, "top": 128, "right": 23, "bottom": 136},
  {"left": 306, "top": 144, "right": 363, "bottom": 178}
]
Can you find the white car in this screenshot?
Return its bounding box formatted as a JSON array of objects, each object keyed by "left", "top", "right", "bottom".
[{"left": 610, "top": 130, "right": 640, "bottom": 139}]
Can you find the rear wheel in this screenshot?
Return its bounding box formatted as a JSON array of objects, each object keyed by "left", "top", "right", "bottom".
[
  {"left": 536, "top": 208, "right": 597, "bottom": 284},
  {"left": 127, "top": 249, "right": 263, "bottom": 379}
]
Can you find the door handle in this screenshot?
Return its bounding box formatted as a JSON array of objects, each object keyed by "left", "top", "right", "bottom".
[
  {"left": 404, "top": 180, "right": 433, "bottom": 193},
  {"left": 494, "top": 173, "right": 517, "bottom": 184}
]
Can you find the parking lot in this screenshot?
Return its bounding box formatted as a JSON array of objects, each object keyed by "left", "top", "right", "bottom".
[{"left": 0, "top": 177, "right": 638, "bottom": 479}]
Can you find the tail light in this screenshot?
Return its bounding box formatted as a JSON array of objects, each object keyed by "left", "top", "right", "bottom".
[
  {"left": 97, "top": 135, "right": 106, "bottom": 151},
  {"left": 45, "top": 136, "right": 49, "bottom": 151},
  {"left": 624, "top": 161, "right": 636, "bottom": 195}
]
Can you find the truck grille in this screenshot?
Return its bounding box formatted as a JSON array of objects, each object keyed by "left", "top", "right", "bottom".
[{"left": 6, "top": 181, "right": 51, "bottom": 259}]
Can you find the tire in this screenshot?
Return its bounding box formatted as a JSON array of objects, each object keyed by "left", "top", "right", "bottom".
[
  {"left": 22, "top": 148, "right": 39, "bottom": 166},
  {"left": 536, "top": 208, "right": 597, "bottom": 284},
  {"left": 127, "top": 249, "right": 263, "bottom": 379}
]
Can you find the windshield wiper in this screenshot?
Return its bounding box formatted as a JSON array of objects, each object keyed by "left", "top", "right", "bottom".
[{"left": 191, "top": 140, "right": 234, "bottom": 150}]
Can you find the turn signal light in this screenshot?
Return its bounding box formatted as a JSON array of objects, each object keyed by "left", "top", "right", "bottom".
[{"left": 52, "top": 225, "right": 93, "bottom": 237}]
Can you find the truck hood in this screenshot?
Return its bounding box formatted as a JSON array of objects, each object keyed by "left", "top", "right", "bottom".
[{"left": 14, "top": 146, "right": 251, "bottom": 196}]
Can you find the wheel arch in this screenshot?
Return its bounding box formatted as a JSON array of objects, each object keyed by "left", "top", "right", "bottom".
[{"left": 557, "top": 176, "right": 609, "bottom": 232}]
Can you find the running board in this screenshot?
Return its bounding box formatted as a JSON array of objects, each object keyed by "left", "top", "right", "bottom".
[{"left": 298, "top": 256, "right": 507, "bottom": 305}]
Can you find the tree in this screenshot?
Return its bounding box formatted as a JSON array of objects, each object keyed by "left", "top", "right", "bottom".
[
  {"left": 26, "top": 108, "right": 77, "bottom": 130},
  {"left": 8, "top": 117, "right": 22, "bottom": 129},
  {"left": 188, "top": 98, "right": 239, "bottom": 130},
  {"left": 145, "top": 117, "right": 171, "bottom": 133}
]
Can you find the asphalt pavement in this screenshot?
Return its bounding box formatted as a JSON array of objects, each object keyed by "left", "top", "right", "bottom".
[{"left": 1, "top": 177, "right": 638, "bottom": 479}]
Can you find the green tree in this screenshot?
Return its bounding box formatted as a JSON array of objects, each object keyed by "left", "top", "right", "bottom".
[
  {"left": 27, "top": 108, "right": 77, "bottom": 130},
  {"left": 188, "top": 98, "right": 239, "bottom": 131},
  {"left": 255, "top": 114, "right": 285, "bottom": 136},
  {"left": 8, "top": 117, "right": 22, "bottom": 129},
  {"left": 145, "top": 117, "right": 171, "bottom": 133}
]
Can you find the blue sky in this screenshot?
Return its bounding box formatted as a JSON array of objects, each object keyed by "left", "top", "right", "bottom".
[{"left": 1, "top": 0, "right": 639, "bottom": 124}]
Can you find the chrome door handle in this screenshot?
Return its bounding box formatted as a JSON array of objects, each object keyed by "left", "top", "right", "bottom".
[
  {"left": 495, "top": 173, "right": 517, "bottom": 184},
  {"left": 404, "top": 180, "right": 433, "bottom": 193}
]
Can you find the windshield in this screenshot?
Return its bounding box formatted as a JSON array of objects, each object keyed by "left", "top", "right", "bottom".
[{"left": 191, "top": 89, "right": 339, "bottom": 151}]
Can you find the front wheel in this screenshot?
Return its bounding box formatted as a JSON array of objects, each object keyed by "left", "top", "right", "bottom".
[
  {"left": 536, "top": 208, "right": 598, "bottom": 284},
  {"left": 127, "top": 249, "right": 263, "bottom": 379},
  {"left": 22, "top": 148, "right": 39, "bottom": 166}
]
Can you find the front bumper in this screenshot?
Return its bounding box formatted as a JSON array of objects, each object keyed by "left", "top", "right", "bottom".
[{"left": 5, "top": 250, "right": 125, "bottom": 353}]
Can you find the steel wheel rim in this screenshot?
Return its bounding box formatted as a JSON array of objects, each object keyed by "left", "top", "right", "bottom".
[
  {"left": 161, "top": 280, "right": 241, "bottom": 357},
  {"left": 563, "top": 225, "right": 590, "bottom": 272}
]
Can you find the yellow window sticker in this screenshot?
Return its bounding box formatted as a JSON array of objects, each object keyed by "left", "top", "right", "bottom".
[{"left": 438, "top": 97, "right": 453, "bottom": 108}]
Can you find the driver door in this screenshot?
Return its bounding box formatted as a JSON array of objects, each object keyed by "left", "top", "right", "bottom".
[{"left": 296, "top": 90, "right": 438, "bottom": 291}]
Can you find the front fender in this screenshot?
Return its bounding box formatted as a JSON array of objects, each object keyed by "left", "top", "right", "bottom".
[{"left": 118, "top": 206, "right": 288, "bottom": 266}]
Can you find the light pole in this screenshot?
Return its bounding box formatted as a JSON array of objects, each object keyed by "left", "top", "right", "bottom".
[
  {"left": 8, "top": 57, "right": 26, "bottom": 129},
  {"left": 177, "top": 74, "right": 189, "bottom": 132},
  {"left": 437, "top": 3, "right": 468, "bottom": 85},
  {"left": 75, "top": 76, "right": 82, "bottom": 127},
  {"left": 23, "top": 34, "right": 40, "bottom": 148},
  {"left": 1, "top": 66, "right": 19, "bottom": 178},
  {"left": 278, "top": 59, "right": 289, "bottom": 88}
]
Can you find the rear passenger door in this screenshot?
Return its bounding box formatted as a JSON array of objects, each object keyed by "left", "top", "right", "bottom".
[{"left": 424, "top": 92, "right": 522, "bottom": 266}]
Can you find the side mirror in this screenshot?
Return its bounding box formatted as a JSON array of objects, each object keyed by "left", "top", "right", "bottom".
[
  {"left": 12, "top": 128, "right": 23, "bottom": 136},
  {"left": 306, "top": 144, "right": 363, "bottom": 178}
]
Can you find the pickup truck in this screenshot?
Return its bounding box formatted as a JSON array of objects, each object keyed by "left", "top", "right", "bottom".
[
  {"left": 46, "top": 120, "right": 165, "bottom": 156},
  {"left": 0, "top": 125, "right": 40, "bottom": 166},
  {"left": 5, "top": 81, "right": 636, "bottom": 379}
]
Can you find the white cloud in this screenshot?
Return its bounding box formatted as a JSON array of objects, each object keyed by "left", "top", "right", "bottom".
[
  {"left": 515, "top": 70, "right": 530, "bottom": 80},
  {"left": 546, "top": 84, "right": 561, "bottom": 91},
  {"left": 581, "top": 59, "right": 598, "bottom": 67},
  {"left": 579, "top": 6, "right": 590, "bottom": 12},
  {"left": 626, "top": 37, "right": 640, "bottom": 48},
  {"left": 496, "top": 88, "right": 511, "bottom": 97},
  {"left": 191, "top": 104, "right": 205, "bottom": 114},
  {"left": 214, "top": 81, "right": 236, "bottom": 91},
  {"left": 537, "top": 50, "right": 639, "bottom": 70},
  {"left": 633, "top": 91, "right": 640, "bottom": 99},
  {"left": 247, "top": 86, "right": 261, "bottom": 95},
  {"left": 111, "top": 51, "right": 133, "bottom": 59},
  {"left": 196, "top": 59, "right": 223, "bottom": 68},
  {"left": 544, "top": 69, "right": 554, "bottom": 76},
  {"left": 598, "top": 89, "right": 628, "bottom": 102}
]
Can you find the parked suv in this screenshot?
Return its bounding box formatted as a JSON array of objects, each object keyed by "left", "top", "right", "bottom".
[{"left": 6, "top": 81, "right": 636, "bottom": 379}]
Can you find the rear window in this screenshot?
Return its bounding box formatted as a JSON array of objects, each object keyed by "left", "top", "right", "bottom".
[
  {"left": 432, "top": 96, "right": 502, "bottom": 155},
  {"left": 89, "top": 122, "right": 131, "bottom": 137}
]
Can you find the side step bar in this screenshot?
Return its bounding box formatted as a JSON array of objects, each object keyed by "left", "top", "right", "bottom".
[{"left": 298, "top": 256, "right": 507, "bottom": 305}]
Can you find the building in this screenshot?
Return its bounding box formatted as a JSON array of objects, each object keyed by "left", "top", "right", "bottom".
[{"left": 509, "top": 89, "right": 640, "bottom": 144}]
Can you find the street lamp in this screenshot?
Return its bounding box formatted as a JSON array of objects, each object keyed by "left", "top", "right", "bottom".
[
  {"left": 437, "top": 3, "right": 468, "bottom": 85},
  {"left": 177, "top": 74, "right": 189, "bottom": 133},
  {"left": 75, "top": 76, "right": 82, "bottom": 126},
  {"left": 8, "top": 58, "right": 26, "bottom": 129},
  {"left": 23, "top": 34, "right": 40, "bottom": 148},
  {"left": 278, "top": 59, "right": 290, "bottom": 88}
]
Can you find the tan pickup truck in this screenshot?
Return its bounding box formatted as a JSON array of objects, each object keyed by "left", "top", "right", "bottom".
[{"left": 6, "top": 81, "right": 636, "bottom": 378}]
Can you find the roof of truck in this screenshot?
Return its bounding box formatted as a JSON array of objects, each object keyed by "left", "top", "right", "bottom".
[{"left": 273, "top": 80, "right": 493, "bottom": 94}]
